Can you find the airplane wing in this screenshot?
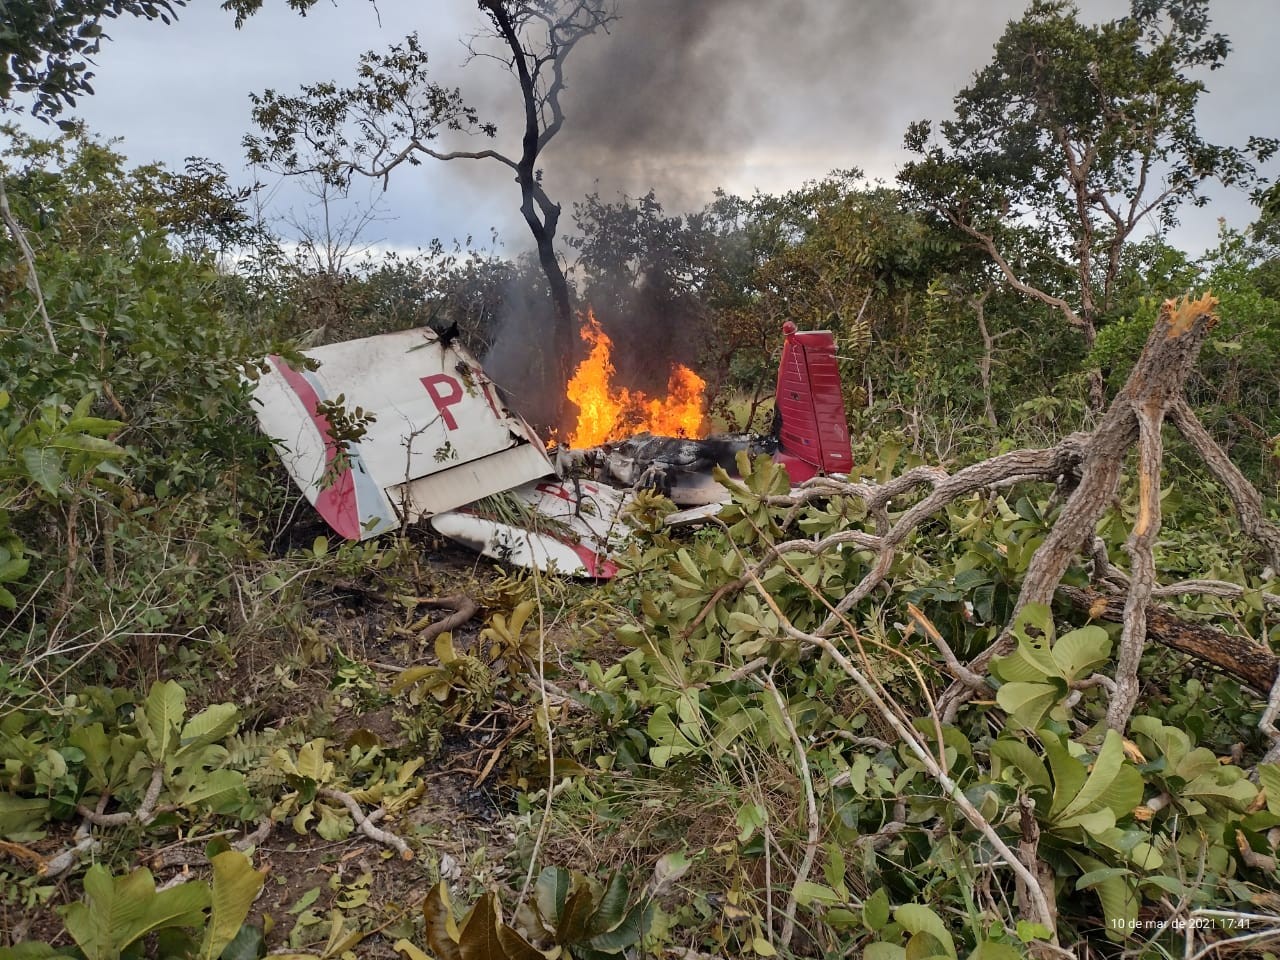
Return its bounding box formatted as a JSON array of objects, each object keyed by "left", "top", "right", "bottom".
[{"left": 249, "top": 327, "right": 555, "bottom": 540}]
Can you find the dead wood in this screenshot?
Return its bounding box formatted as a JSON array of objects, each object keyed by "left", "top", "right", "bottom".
[
  {"left": 396, "top": 593, "right": 481, "bottom": 643},
  {"left": 1058, "top": 586, "right": 1279, "bottom": 692}
]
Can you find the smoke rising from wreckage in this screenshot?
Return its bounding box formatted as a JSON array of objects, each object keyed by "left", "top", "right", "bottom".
[{"left": 250, "top": 320, "right": 852, "bottom": 577}]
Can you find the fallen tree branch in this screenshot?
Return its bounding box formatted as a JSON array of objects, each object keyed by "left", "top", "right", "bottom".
[
  {"left": 1108, "top": 403, "right": 1165, "bottom": 731},
  {"left": 396, "top": 593, "right": 480, "bottom": 643},
  {"left": 1058, "top": 586, "right": 1280, "bottom": 693},
  {"left": 318, "top": 788, "right": 412, "bottom": 860},
  {"left": 1259, "top": 672, "right": 1280, "bottom": 765},
  {"left": 1152, "top": 578, "right": 1280, "bottom": 609},
  {"left": 148, "top": 820, "right": 273, "bottom": 870}
]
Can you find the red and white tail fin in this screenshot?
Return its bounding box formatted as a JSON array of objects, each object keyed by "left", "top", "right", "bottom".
[{"left": 773, "top": 321, "right": 853, "bottom": 481}]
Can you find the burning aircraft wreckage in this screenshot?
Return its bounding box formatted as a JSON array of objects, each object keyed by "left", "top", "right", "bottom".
[{"left": 250, "top": 316, "right": 852, "bottom": 577}]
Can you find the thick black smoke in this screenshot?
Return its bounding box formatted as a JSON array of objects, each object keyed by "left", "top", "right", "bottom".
[
  {"left": 478, "top": 0, "right": 997, "bottom": 430},
  {"left": 544, "top": 0, "right": 940, "bottom": 206}
]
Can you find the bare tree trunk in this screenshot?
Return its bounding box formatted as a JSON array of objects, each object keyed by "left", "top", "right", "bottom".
[{"left": 481, "top": 0, "right": 611, "bottom": 431}]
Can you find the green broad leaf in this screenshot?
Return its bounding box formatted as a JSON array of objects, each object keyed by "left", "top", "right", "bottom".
[
  {"left": 1182, "top": 773, "right": 1258, "bottom": 808},
  {"left": 294, "top": 740, "right": 331, "bottom": 783},
  {"left": 22, "top": 447, "right": 63, "bottom": 495},
  {"left": 68, "top": 723, "right": 112, "bottom": 788},
  {"left": 893, "top": 904, "right": 956, "bottom": 958},
  {"left": 1130, "top": 716, "right": 1192, "bottom": 771},
  {"left": 1076, "top": 866, "right": 1132, "bottom": 891},
  {"left": 709, "top": 709, "right": 758, "bottom": 756},
  {"left": 787, "top": 882, "right": 840, "bottom": 909},
  {"left": 904, "top": 932, "right": 953, "bottom": 960},
  {"left": 863, "top": 945, "right": 907, "bottom": 960},
  {"left": 826, "top": 908, "right": 860, "bottom": 928},
  {"left": 1175, "top": 746, "right": 1227, "bottom": 783},
  {"left": 1070, "top": 852, "right": 1137, "bottom": 941},
  {"left": 588, "top": 871, "right": 630, "bottom": 934},
  {"left": 588, "top": 901, "right": 653, "bottom": 952},
  {"left": 65, "top": 866, "right": 210, "bottom": 960},
  {"left": 991, "top": 632, "right": 1058, "bottom": 683},
  {"left": 0, "top": 585, "right": 16, "bottom": 610},
  {"left": 287, "top": 887, "right": 321, "bottom": 916},
  {"left": 140, "top": 680, "right": 187, "bottom": 761},
  {"left": 1139, "top": 875, "right": 1189, "bottom": 897},
  {"left": 675, "top": 549, "right": 703, "bottom": 583},
  {"left": 1051, "top": 625, "right": 1112, "bottom": 680},
  {"left": 910, "top": 720, "right": 975, "bottom": 763},
  {"left": 0, "top": 794, "right": 50, "bottom": 840},
  {"left": 422, "top": 883, "right": 463, "bottom": 960},
  {"left": 199, "top": 851, "right": 265, "bottom": 960},
  {"left": 1258, "top": 764, "right": 1280, "bottom": 815},
  {"left": 989, "top": 740, "right": 1051, "bottom": 794},
  {"left": 0, "top": 557, "right": 29, "bottom": 583},
  {"left": 313, "top": 801, "right": 353, "bottom": 841},
  {"left": 0, "top": 944, "right": 74, "bottom": 959},
  {"left": 179, "top": 703, "right": 240, "bottom": 754},
  {"left": 646, "top": 706, "right": 699, "bottom": 767},
  {"left": 129, "top": 881, "right": 211, "bottom": 947},
  {"left": 1057, "top": 807, "right": 1117, "bottom": 836},
  {"left": 175, "top": 770, "right": 248, "bottom": 814},
  {"left": 752, "top": 938, "right": 778, "bottom": 956},
  {"left": 863, "top": 887, "right": 891, "bottom": 931},
  {"left": 966, "top": 943, "right": 1024, "bottom": 960},
  {"left": 48, "top": 434, "right": 125, "bottom": 457},
  {"left": 214, "top": 923, "right": 264, "bottom": 960},
  {"left": 0, "top": 945, "right": 69, "bottom": 959},
  {"left": 1015, "top": 921, "right": 1053, "bottom": 943},
  {"left": 534, "top": 866, "right": 569, "bottom": 928},
  {"left": 996, "top": 681, "right": 1062, "bottom": 730},
  {"left": 737, "top": 801, "right": 767, "bottom": 842},
  {"left": 1054, "top": 731, "right": 1143, "bottom": 823},
  {"left": 63, "top": 417, "right": 125, "bottom": 436},
  {"left": 1043, "top": 733, "right": 1088, "bottom": 821}
]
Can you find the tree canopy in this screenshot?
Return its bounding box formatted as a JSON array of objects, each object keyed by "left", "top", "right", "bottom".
[
  {"left": 0, "top": 0, "right": 186, "bottom": 119},
  {"left": 900, "top": 0, "right": 1276, "bottom": 356}
]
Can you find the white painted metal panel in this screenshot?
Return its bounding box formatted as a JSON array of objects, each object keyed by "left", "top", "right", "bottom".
[{"left": 250, "top": 327, "right": 554, "bottom": 540}]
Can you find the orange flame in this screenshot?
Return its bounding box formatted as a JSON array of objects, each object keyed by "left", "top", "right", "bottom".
[{"left": 566, "top": 310, "right": 706, "bottom": 447}]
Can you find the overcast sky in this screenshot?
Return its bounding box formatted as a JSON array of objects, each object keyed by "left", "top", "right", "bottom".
[{"left": 25, "top": 0, "right": 1280, "bottom": 259}]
